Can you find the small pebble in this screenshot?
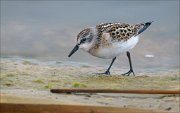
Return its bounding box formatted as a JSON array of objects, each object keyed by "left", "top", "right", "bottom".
[{"left": 165, "top": 107, "right": 172, "bottom": 111}]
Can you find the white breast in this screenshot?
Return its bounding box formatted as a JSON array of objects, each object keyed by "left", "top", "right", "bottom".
[{"left": 90, "top": 36, "right": 139, "bottom": 59}]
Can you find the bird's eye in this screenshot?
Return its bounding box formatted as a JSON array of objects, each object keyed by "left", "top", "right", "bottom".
[{"left": 81, "top": 38, "right": 86, "bottom": 43}]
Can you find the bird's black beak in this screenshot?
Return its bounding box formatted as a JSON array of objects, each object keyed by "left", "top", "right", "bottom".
[{"left": 68, "top": 44, "right": 80, "bottom": 57}]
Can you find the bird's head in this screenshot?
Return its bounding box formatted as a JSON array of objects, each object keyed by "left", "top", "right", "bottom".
[{"left": 68, "top": 28, "right": 95, "bottom": 57}]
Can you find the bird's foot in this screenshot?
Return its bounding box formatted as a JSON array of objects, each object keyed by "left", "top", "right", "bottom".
[
  {"left": 96, "top": 70, "right": 110, "bottom": 75},
  {"left": 122, "top": 69, "right": 135, "bottom": 76}
]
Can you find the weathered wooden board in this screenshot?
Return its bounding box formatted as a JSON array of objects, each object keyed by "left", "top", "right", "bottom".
[{"left": 0, "top": 103, "right": 173, "bottom": 113}]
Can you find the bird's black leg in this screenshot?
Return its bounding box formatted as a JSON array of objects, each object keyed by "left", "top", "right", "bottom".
[
  {"left": 122, "top": 51, "right": 135, "bottom": 76},
  {"left": 99, "top": 57, "right": 116, "bottom": 75}
]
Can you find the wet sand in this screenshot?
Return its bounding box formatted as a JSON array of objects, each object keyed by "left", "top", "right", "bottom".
[{"left": 0, "top": 57, "right": 179, "bottom": 112}]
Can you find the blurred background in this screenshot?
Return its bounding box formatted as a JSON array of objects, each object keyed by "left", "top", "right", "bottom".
[{"left": 1, "top": 1, "right": 179, "bottom": 69}]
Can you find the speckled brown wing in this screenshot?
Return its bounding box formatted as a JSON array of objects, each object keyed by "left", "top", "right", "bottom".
[
  {"left": 106, "top": 23, "right": 140, "bottom": 42},
  {"left": 97, "top": 23, "right": 144, "bottom": 42}
]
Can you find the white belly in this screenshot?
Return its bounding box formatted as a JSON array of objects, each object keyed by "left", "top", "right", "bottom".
[{"left": 90, "top": 36, "right": 139, "bottom": 59}]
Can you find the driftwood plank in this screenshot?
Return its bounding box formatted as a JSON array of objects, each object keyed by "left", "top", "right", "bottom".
[{"left": 0, "top": 103, "right": 173, "bottom": 113}]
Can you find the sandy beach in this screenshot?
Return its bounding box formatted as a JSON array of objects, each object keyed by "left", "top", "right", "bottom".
[{"left": 0, "top": 57, "right": 179, "bottom": 112}]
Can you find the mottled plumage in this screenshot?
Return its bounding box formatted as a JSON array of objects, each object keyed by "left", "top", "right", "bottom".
[
  {"left": 81, "top": 22, "right": 146, "bottom": 58},
  {"left": 96, "top": 23, "right": 143, "bottom": 46}
]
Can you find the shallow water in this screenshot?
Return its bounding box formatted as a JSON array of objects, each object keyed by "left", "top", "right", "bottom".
[{"left": 1, "top": 55, "right": 179, "bottom": 75}]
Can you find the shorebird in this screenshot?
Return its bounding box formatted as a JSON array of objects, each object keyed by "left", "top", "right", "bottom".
[{"left": 68, "top": 22, "right": 152, "bottom": 76}]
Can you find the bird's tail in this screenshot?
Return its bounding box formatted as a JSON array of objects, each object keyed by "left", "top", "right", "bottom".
[{"left": 137, "top": 21, "right": 153, "bottom": 35}]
